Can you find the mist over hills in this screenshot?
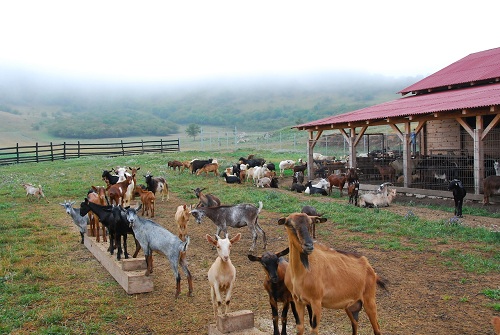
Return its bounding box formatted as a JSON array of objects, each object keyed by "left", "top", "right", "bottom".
[{"left": 0, "top": 67, "right": 420, "bottom": 139}]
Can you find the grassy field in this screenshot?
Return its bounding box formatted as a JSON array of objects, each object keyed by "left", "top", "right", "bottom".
[{"left": 0, "top": 150, "right": 499, "bottom": 334}]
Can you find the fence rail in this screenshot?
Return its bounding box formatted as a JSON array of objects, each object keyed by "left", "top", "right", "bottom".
[{"left": 0, "top": 139, "right": 180, "bottom": 165}]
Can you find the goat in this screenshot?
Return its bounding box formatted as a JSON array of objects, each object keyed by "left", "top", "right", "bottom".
[
  {"left": 290, "top": 183, "right": 306, "bottom": 193},
  {"left": 279, "top": 160, "right": 295, "bottom": 177},
  {"left": 206, "top": 233, "right": 241, "bottom": 321},
  {"left": 107, "top": 175, "right": 133, "bottom": 206},
  {"left": 80, "top": 199, "right": 141, "bottom": 260},
  {"left": 126, "top": 204, "right": 193, "bottom": 298},
  {"left": 492, "top": 316, "right": 500, "bottom": 335},
  {"left": 190, "top": 201, "right": 266, "bottom": 252},
  {"left": 59, "top": 200, "right": 89, "bottom": 244},
  {"left": 239, "top": 156, "right": 265, "bottom": 168},
  {"left": 347, "top": 181, "right": 360, "bottom": 206},
  {"left": 257, "top": 177, "right": 272, "bottom": 188},
  {"left": 294, "top": 171, "right": 304, "bottom": 184},
  {"left": 135, "top": 187, "right": 156, "bottom": 217},
  {"left": 167, "top": 160, "right": 184, "bottom": 171},
  {"left": 196, "top": 162, "right": 219, "bottom": 177},
  {"left": 175, "top": 204, "right": 192, "bottom": 241},
  {"left": 21, "top": 183, "right": 49, "bottom": 202},
  {"left": 87, "top": 188, "right": 107, "bottom": 242},
  {"left": 483, "top": 175, "right": 500, "bottom": 205},
  {"left": 222, "top": 172, "right": 241, "bottom": 184},
  {"left": 327, "top": 173, "right": 347, "bottom": 196},
  {"left": 193, "top": 187, "right": 221, "bottom": 208},
  {"left": 270, "top": 177, "right": 279, "bottom": 188},
  {"left": 144, "top": 172, "right": 169, "bottom": 201},
  {"left": 277, "top": 213, "right": 385, "bottom": 335},
  {"left": 359, "top": 188, "right": 397, "bottom": 208},
  {"left": 248, "top": 248, "right": 301, "bottom": 335},
  {"left": 190, "top": 158, "right": 213, "bottom": 174},
  {"left": 495, "top": 160, "right": 500, "bottom": 176},
  {"left": 293, "top": 162, "right": 307, "bottom": 175},
  {"left": 301, "top": 205, "right": 325, "bottom": 239},
  {"left": 304, "top": 181, "right": 328, "bottom": 196},
  {"left": 264, "top": 162, "right": 276, "bottom": 171},
  {"left": 346, "top": 167, "right": 359, "bottom": 184},
  {"left": 101, "top": 169, "right": 119, "bottom": 187},
  {"left": 448, "top": 179, "right": 466, "bottom": 217},
  {"left": 374, "top": 164, "right": 395, "bottom": 182}
]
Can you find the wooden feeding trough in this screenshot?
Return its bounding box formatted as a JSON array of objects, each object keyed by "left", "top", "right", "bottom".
[{"left": 84, "top": 234, "right": 153, "bottom": 294}]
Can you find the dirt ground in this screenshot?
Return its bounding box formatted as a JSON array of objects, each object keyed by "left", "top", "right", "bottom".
[{"left": 92, "top": 182, "right": 499, "bottom": 335}]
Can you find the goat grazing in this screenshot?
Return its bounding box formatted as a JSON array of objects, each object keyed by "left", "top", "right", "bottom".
[
  {"left": 278, "top": 213, "right": 386, "bottom": 335},
  {"left": 193, "top": 187, "right": 221, "bottom": 207},
  {"left": 483, "top": 175, "right": 500, "bottom": 205},
  {"left": 190, "top": 158, "right": 213, "bottom": 174},
  {"left": 206, "top": 233, "right": 241, "bottom": 321},
  {"left": 135, "top": 187, "right": 156, "bottom": 217},
  {"left": 175, "top": 204, "right": 192, "bottom": 241},
  {"left": 248, "top": 248, "right": 300, "bottom": 335},
  {"left": 448, "top": 179, "right": 466, "bottom": 217},
  {"left": 126, "top": 204, "right": 193, "bottom": 298},
  {"left": 191, "top": 201, "right": 266, "bottom": 252},
  {"left": 21, "top": 183, "right": 49, "bottom": 202},
  {"left": 59, "top": 200, "right": 89, "bottom": 244},
  {"left": 144, "top": 172, "right": 169, "bottom": 201},
  {"left": 167, "top": 160, "right": 184, "bottom": 171},
  {"left": 196, "top": 162, "right": 219, "bottom": 177}
]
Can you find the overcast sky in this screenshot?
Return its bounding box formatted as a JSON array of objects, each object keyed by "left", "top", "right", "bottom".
[{"left": 1, "top": 1, "right": 499, "bottom": 84}]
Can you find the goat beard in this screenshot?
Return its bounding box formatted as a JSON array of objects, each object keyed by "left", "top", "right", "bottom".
[{"left": 300, "top": 252, "right": 310, "bottom": 271}]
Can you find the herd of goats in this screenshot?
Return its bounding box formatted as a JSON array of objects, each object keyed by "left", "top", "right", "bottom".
[{"left": 18, "top": 154, "right": 500, "bottom": 335}]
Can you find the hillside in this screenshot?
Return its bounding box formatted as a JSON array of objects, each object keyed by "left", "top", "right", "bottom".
[{"left": 0, "top": 68, "right": 420, "bottom": 142}]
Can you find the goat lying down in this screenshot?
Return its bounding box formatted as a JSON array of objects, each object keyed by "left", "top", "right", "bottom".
[{"left": 359, "top": 183, "right": 397, "bottom": 208}]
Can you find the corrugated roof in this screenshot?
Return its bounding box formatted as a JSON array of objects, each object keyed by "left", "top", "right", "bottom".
[
  {"left": 399, "top": 47, "right": 500, "bottom": 94},
  {"left": 296, "top": 83, "right": 500, "bottom": 129}
]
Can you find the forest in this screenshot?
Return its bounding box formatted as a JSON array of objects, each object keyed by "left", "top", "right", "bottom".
[{"left": 0, "top": 67, "right": 420, "bottom": 138}]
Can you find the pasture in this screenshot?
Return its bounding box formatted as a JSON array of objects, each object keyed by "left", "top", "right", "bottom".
[{"left": 0, "top": 150, "right": 499, "bottom": 335}]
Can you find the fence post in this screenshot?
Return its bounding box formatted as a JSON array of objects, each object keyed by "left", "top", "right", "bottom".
[
  {"left": 50, "top": 142, "right": 54, "bottom": 161},
  {"left": 16, "top": 143, "right": 20, "bottom": 163},
  {"left": 121, "top": 140, "right": 125, "bottom": 156},
  {"left": 63, "top": 142, "right": 66, "bottom": 160},
  {"left": 36, "top": 142, "right": 39, "bottom": 163},
  {"left": 141, "top": 140, "right": 144, "bottom": 154},
  {"left": 160, "top": 139, "right": 163, "bottom": 153},
  {"left": 78, "top": 141, "right": 81, "bottom": 158}
]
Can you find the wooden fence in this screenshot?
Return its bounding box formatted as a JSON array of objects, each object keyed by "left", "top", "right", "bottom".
[{"left": 0, "top": 139, "right": 180, "bottom": 165}]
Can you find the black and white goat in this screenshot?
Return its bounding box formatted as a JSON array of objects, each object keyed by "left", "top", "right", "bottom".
[
  {"left": 448, "top": 179, "right": 466, "bottom": 217},
  {"left": 144, "top": 172, "right": 169, "bottom": 201}
]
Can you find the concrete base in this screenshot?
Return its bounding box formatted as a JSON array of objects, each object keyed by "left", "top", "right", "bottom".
[{"left": 208, "top": 310, "right": 268, "bottom": 335}]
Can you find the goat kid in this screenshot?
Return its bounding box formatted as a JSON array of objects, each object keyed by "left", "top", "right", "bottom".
[
  {"left": 347, "top": 181, "right": 360, "bottom": 206},
  {"left": 126, "top": 204, "right": 193, "bottom": 298},
  {"left": 206, "top": 233, "right": 241, "bottom": 321},
  {"left": 135, "top": 187, "right": 156, "bottom": 217},
  {"left": 278, "top": 213, "right": 386, "bottom": 335},
  {"left": 60, "top": 200, "right": 89, "bottom": 244},
  {"left": 175, "top": 204, "right": 192, "bottom": 241},
  {"left": 22, "top": 183, "right": 49, "bottom": 202},
  {"left": 448, "top": 179, "right": 466, "bottom": 217},
  {"left": 248, "top": 248, "right": 302, "bottom": 335}
]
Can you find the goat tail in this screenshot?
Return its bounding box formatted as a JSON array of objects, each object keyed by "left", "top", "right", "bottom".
[
  {"left": 376, "top": 275, "right": 388, "bottom": 292},
  {"left": 257, "top": 201, "right": 263, "bottom": 213}
]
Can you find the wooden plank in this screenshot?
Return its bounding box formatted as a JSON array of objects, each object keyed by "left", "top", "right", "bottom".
[{"left": 84, "top": 235, "right": 153, "bottom": 294}]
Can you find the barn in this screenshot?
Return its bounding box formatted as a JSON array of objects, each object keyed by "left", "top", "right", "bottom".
[{"left": 295, "top": 47, "right": 500, "bottom": 196}]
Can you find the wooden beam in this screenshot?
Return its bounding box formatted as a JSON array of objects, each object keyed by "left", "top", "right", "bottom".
[
  {"left": 389, "top": 124, "right": 403, "bottom": 141},
  {"left": 456, "top": 117, "right": 474, "bottom": 138},
  {"left": 414, "top": 120, "right": 426, "bottom": 134},
  {"left": 481, "top": 113, "right": 500, "bottom": 140},
  {"left": 353, "top": 126, "right": 368, "bottom": 147}
]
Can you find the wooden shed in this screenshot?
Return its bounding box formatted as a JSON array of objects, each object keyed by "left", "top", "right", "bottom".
[{"left": 295, "top": 47, "right": 500, "bottom": 195}]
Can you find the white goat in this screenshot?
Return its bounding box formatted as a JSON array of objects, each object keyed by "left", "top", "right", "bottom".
[
  {"left": 125, "top": 204, "right": 193, "bottom": 298},
  {"left": 59, "top": 200, "right": 90, "bottom": 244},
  {"left": 257, "top": 177, "right": 271, "bottom": 188},
  {"left": 21, "top": 183, "right": 49, "bottom": 202},
  {"left": 359, "top": 188, "right": 398, "bottom": 208},
  {"left": 312, "top": 178, "right": 330, "bottom": 191},
  {"left": 494, "top": 160, "right": 500, "bottom": 176},
  {"left": 206, "top": 233, "right": 242, "bottom": 321},
  {"left": 279, "top": 160, "right": 295, "bottom": 177}
]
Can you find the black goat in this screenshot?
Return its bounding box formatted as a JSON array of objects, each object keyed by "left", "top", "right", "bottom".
[
  {"left": 79, "top": 199, "right": 141, "bottom": 260},
  {"left": 190, "top": 159, "right": 213, "bottom": 174},
  {"left": 290, "top": 183, "right": 306, "bottom": 193},
  {"left": 448, "top": 179, "right": 466, "bottom": 217},
  {"left": 239, "top": 157, "right": 265, "bottom": 168},
  {"left": 222, "top": 172, "right": 241, "bottom": 184},
  {"left": 270, "top": 177, "right": 279, "bottom": 188},
  {"left": 102, "top": 169, "right": 119, "bottom": 186},
  {"left": 304, "top": 181, "right": 328, "bottom": 196}
]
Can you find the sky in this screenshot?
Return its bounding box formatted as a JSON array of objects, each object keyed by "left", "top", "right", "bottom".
[{"left": 1, "top": 0, "right": 499, "bottom": 84}]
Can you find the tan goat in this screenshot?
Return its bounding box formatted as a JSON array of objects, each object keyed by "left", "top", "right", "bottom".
[
  {"left": 196, "top": 162, "right": 219, "bottom": 177},
  {"left": 278, "top": 213, "right": 386, "bottom": 335},
  {"left": 21, "top": 183, "right": 49, "bottom": 202},
  {"left": 135, "top": 187, "right": 156, "bottom": 217},
  {"left": 174, "top": 204, "right": 192, "bottom": 241}
]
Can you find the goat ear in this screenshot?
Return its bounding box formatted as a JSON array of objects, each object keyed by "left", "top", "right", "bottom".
[
  {"left": 230, "top": 233, "right": 242, "bottom": 244},
  {"left": 277, "top": 217, "right": 287, "bottom": 225},
  {"left": 206, "top": 234, "right": 217, "bottom": 246},
  {"left": 276, "top": 247, "right": 290, "bottom": 258},
  {"left": 247, "top": 254, "right": 261, "bottom": 262}
]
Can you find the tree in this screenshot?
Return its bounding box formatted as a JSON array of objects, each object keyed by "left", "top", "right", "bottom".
[{"left": 185, "top": 123, "right": 201, "bottom": 141}]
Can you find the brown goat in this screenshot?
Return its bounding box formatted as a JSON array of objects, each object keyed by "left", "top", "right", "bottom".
[
  {"left": 108, "top": 175, "right": 133, "bottom": 206},
  {"left": 374, "top": 164, "right": 395, "bottom": 182},
  {"left": 483, "top": 175, "right": 500, "bottom": 205},
  {"left": 278, "top": 213, "right": 386, "bottom": 335},
  {"left": 88, "top": 186, "right": 108, "bottom": 242},
  {"left": 492, "top": 316, "right": 500, "bottom": 335},
  {"left": 196, "top": 162, "right": 219, "bottom": 177},
  {"left": 248, "top": 248, "right": 301, "bottom": 335},
  {"left": 175, "top": 204, "right": 192, "bottom": 241},
  {"left": 193, "top": 187, "right": 221, "bottom": 208},
  {"left": 327, "top": 173, "right": 347, "bottom": 196},
  {"left": 347, "top": 181, "right": 360, "bottom": 206},
  {"left": 135, "top": 187, "right": 156, "bottom": 217}
]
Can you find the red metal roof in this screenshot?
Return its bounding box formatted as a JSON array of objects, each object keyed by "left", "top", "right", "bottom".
[
  {"left": 399, "top": 47, "right": 500, "bottom": 95},
  {"left": 296, "top": 83, "right": 500, "bottom": 129}
]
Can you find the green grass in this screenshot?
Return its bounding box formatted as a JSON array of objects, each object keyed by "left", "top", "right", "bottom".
[{"left": 0, "top": 150, "right": 499, "bottom": 333}]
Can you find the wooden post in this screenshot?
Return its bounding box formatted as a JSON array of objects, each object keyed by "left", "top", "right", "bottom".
[
  {"left": 36, "top": 142, "right": 39, "bottom": 163},
  {"left": 474, "top": 116, "right": 484, "bottom": 194}
]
